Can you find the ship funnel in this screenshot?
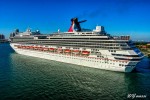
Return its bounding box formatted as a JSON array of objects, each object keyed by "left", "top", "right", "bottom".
[{"left": 68, "top": 18, "right": 87, "bottom": 32}]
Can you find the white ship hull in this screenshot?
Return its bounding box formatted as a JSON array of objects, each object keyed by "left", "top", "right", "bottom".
[{"left": 10, "top": 43, "right": 137, "bottom": 72}]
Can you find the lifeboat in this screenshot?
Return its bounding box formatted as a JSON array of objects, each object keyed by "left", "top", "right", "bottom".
[
  {"left": 26, "top": 46, "right": 30, "bottom": 49},
  {"left": 65, "top": 49, "right": 71, "bottom": 53},
  {"left": 21, "top": 46, "right": 24, "bottom": 48},
  {"left": 29, "top": 46, "right": 34, "bottom": 49},
  {"left": 17, "top": 45, "right": 21, "bottom": 48},
  {"left": 82, "top": 51, "right": 90, "bottom": 55},
  {"left": 22, "top": 46, "right": 26, "bottom": 49},
  {"left": 34, "top": 46, "right": 38, "bottom": 50},
  {"left": 49, "top": 48, "right": 55, "bottom": 51},
  {"left": 43, "top": 48, "right": 49, "bottom": 51},
  {"left": 38, "top": 47, "right": 43, "bottom": 51}
]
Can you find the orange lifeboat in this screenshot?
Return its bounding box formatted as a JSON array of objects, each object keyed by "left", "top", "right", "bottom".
[
  {"left": 49, "top": 48, "right": 55, "bottom": 51},
  {"left": 22, "top": 46, "right": 26, "bottom": 49},
  {"left": 82, "top": 51, "right": 90, "bottom": 55},
  {"left": 34, "top": 46, "right": 38, "bottom": 50},
  {"left": 65, "top": 49, "right": 71, "bottom": 53},
  {"left": 29, "top": 46, "right": 34, "bottom": 49},
  {"left": 20, "top": 46, "right": 23, "bottom": 48},
  {"left": 26, "top": 46, "right": 30, "bottom": 49},
  {"left": 21, "top": 46, "right": 24, "bottom": 48},
  {"left": 38, "top": 47, "right": 43, "bottom": 51},
  {"left": 43, "top": 48, "right": 49, "bottom": 51},
  {"left": 17, "top": 45, "right": 21, "bottom": 48}
]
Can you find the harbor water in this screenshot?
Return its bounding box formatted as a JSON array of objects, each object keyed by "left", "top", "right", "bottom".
[{"left": 0, "top": 43, "right": 150, "bottom": 100}]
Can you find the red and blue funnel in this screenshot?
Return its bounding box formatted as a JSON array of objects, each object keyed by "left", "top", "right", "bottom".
[{"left": 68, "top": 18, "right": 87, "bottom": 32}]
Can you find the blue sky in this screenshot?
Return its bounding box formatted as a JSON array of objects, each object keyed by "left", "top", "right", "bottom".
[{"left": 0, "top": 0, "right": 150, "bottom": 41}]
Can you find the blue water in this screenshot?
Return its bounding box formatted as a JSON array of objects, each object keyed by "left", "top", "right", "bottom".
[{"left": 0, "top": 43, "right": 150, "bottom": 100}]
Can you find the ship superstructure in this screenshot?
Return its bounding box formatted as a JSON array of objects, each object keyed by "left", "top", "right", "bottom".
[{"left": 10, "top": 18, "right": 144, "bottom": 72}]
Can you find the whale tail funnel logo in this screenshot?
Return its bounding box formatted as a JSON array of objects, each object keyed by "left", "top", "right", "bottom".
[{"left": 68, "top": 18, "right": 87, "bottom": 32}]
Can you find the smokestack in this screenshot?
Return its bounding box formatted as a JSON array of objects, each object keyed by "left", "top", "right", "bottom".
[{"left": 68, "top": 18, "right": 87, "bottom": 32}]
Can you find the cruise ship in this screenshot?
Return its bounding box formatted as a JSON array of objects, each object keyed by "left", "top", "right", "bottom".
[{"left": 10, "top": 18, "right": 144, "bottom": 72}]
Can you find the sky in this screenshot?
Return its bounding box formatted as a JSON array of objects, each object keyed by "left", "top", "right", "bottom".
[{"left": 0, "top": 0, "right": 150, "bottom": 41}]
